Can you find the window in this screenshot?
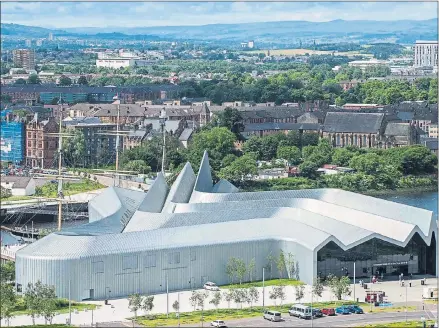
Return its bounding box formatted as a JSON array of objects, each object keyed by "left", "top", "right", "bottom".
[
  {"left": 92, "top": 261, "right": 104, "bottom": 274},
  {"left": 191, "top": 250, "right": 196, "bottom": 261},
  {"left": 123, "top": 255, "right": 138, "bottom": 270},
  {"left": 145, "top": 254, "right": 156, "bottom": 268},
  {"left": 167, "top": 252, "right": 180, "bottom": 265}
]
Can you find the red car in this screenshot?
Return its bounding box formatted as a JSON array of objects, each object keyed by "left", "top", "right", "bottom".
[{"left": 321, "top": 308, "right": 336, "bottom": 316}]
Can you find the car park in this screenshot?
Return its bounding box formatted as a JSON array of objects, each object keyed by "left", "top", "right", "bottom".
[
  {"left": 203, "top": 282, "right": 220, "bottom": 291},
  {"left": 336, "top": 306, "right": 351, "bottom": 315},
  {"left": 347, "top": 305, "right": 364, "bottom": 314},
  {"left": 263, "top": 310, "right": 282, "bottom": 321},
  {"left": 321, "top": 308, "right": 336, "bottom": 316},
  {"left": 210, "top": 320, "right": 226, "bottom": 327}
]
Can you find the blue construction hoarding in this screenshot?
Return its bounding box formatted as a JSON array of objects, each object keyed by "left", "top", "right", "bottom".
[{"left": 1, "top": 121, "right": 25, "bottom": 163}]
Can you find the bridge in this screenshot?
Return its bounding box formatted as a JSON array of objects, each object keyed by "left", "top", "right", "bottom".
[{"left": 0, "top": 244, "right": 26, "bottom": 263}]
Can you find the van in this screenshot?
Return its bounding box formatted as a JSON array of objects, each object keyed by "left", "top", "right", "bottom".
[
  {"left": 263, "top": 310, "right": 282, "bottom": 322},
  {"left": 288, "top": 304, "right": 312, "bottom": 319}
]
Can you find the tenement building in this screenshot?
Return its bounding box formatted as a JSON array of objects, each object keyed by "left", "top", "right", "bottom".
[
  {"left": 25, "top": 116, "right": 58, "bottom": 168},
  {"left": 16, "top": 152, "right": 436, "bottom": 301}
]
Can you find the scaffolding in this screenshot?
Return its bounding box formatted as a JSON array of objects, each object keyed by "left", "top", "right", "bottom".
[{"left": 1, "top": 121, "right": 25, "bottom": 164}]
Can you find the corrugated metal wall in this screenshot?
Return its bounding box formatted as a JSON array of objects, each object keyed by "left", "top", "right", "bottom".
[{"left": 16, "top": 239, "right": 313, "bottom": 301}]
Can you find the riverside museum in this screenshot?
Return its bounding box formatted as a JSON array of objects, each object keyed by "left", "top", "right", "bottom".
[{"left": 15, "top": 152, "right": 437, "bottom": 301}]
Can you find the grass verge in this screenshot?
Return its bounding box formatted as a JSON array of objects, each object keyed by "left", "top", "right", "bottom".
[
  {"left": 359, "top": 320, "right": 435, "bottom": 327},
  {"left": 11, "top": 298, "right": 98, "bottom": 316},
  {"left": 136, "top": 301, "right": 415, "bottom": 327},
  {"left": 221, "top": 278, "right": 303, "bottom": 289}
]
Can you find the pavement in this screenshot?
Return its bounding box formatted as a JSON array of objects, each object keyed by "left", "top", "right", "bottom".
[{"left": 2, "top": 277, "right": 437, "bottom": 327}]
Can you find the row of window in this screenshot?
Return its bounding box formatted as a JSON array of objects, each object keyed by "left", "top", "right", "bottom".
[{"left": 91, "top": 251, "right": 196, "bottom": 273}]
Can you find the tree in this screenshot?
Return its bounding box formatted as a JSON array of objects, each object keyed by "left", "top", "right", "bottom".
[
  {"left": 123, "top": 160, "right": 151, "bottom": 174},
  {"left": 77, "top": 75, "right": 88, "bottom": 85},
  {"left": 349, "top": 153, "right": 385, "bottom": 175},
  {"left": 172, "top": 300, "right": 180, "bottom": 318},
  {"left": 276, "top": 146, "right": 301, "bottom": 165},
  {"left": 27, "top": 74, "right": 41, "bottom": 85},
  {"left": 226, "top": 257, "right": 237, "bottom": 284},
  {"left": 400, "top": 146, "right": 438, "bottom": 175},
  {"left": 59, "top": 75, "right": 72, "bottom": 86},
  {"left": 38, "top": 283, "right": 57, "bottom": 325},
  {"left": 312, "top": 277, "right": 324, "bottom": 301},
  {"left": 247, "top": 258, "right": 256, "bottom": 282},
  {"left": 231, "top": 288, "right": 246, "bottom": 309},
  {"left": 0, "top": 282, "right": 16, "bottom": 326},
  {"left": 294, "top": 285, "right": 305, "bottom": 302},
  {"left": 214, "top": 107, "right": 245, "bottom": 138},
  {"left": 284, "top": 252, "right": 296, "bottom": 280},
  {"left": 218, "top": 154, "right": 257, "bottom": 183},
  {"left": 269, "top": 285, "right": 286, "bottom": 306},
  {"left": 187, "top": 127, "right": 236, "bottom": 171},
  {"left": 327, "top": 274, "right": 351, "bottom": 300},
  {"left": 248, "top": 286, "right": 259, "bottom": 308},
  {"left": 266, "top": 252, "right": 275, "bottom": 279},
  {"left": 189, "top": 291, "right": 199, "bottom": 311},
  {"left": 0, "top": 261, "right": 15, "bottom": 282},
  {"left": 62, "top": 129, "right": 86, "bottom": 168},
  {"left": 235, "top": 258, "right": 247, "bottom": 285},
  {"left": 223, "top": 289, "right": 233, "bottom": 309},
  {"left": 24, "top": 281, "right": 41, "bottom": 325},
  {"left": 128, "top": 294, "right": 143, "bottom": 319},
  {"left": 14, "top": 78, "right": 27, "bottom": 85},
  {"left": 332, "top": 148, "right": 356, "bottom": 167},
  {"left": 142, "top": 295, "right": 154, "bottom": 317},
  {"left": 299, "top": 161, "right": 319, "bottom": 179},
  {"left": 209, "top": 291, "right": 222, "bottom": 312},
  {"left": 276, "top": 250, "right": 286, "bottom": 279},
  {"left": 242, "top": 136, "right": 263, "bottom": 159}
]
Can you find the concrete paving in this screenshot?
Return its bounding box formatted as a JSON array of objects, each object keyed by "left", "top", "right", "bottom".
[{"left": 2, "top": 277, "right": 437, "bottom": 326}]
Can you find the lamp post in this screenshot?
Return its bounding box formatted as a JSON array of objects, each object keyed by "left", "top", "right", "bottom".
[
  {"left": 369, "top": 275, "right": 373, "bottom": 313},
  {"left": 405, "top": 280, "right": 408, "bottom": 323},
  {"left": 262, "top": 267, "right": 265, "bottom": 308},
  {"left": 178, "top": 292, "right": 181, "bottom": 328}
]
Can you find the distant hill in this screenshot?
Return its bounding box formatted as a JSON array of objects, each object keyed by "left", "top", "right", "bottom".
[{"left": 1, "top": 19, "right": 437, "bottom": 43}]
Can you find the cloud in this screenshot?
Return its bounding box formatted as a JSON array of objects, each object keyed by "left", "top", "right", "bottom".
[{"left": 1, "top": 2, "right": 437, "bottom": 28}]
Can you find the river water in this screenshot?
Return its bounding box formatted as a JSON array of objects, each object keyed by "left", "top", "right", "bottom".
[{"left": 377, "top": 191, "right": 438, "bottom": 219}]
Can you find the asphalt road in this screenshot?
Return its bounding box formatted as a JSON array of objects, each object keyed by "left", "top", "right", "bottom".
[{"left": 176, "top": 311, "right": 434, "bottom": 327}]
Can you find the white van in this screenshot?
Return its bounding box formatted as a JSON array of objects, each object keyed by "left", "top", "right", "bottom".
[
  {"left": 263, "top": 310, "right": 282, "bottom": 321},
  {"left": 289, "top": 304, "right": 312, "bottom": 319}
]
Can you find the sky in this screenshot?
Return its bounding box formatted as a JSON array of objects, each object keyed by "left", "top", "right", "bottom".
[{"left": 1, "top": 2, "right": 437, "bottom": 29}]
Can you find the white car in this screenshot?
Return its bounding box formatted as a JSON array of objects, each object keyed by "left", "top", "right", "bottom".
[
  {"left": 204, "top": 281, "right": 220, "bottom": 291},
  {"left": 210, "top": 320, "right": 226, "bottom": 327}
]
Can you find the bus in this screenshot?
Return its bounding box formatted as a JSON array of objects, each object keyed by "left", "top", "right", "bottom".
[{"left": 289, "top": 304, "right": 312, "bottom": 319}]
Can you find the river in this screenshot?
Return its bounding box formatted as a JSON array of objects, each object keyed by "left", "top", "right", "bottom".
[{"left": 377, "top": 191, "right": 438, "bottom": 218}]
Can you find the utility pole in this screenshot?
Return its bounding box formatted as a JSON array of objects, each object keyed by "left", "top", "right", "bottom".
[
  {"left": 57, "top": 103, "right": 63, "bottom": 231},
  {"left": 311, "top": 287, "right": 313, "bottom": 328},
  {"left": 353, "top": 262, "right": 356, "bottom": 302},
  {"left": 166, "top": 273, "right": 169, "bottom": 318},
  {"left": 178, "top": 292, "right": 180, "bottom": 327},
  {"left": 69, "top": 279, "right": 72, "bottom": 325},
  {"left": 262, "top": 267, "right": 265, "bottom": 308},
  {"left": 115, "top": 101, "right": 120, "bottom": 179},
  {"left": 159, "top": 109, "right": 167, "bottom": 174},
  {"left": 405, "top": 281, "right": 408, "bottom": 322}
]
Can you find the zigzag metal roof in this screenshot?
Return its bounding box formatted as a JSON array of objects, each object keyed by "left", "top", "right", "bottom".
[{"left": 17, "top": 152, "right": 436, "bottom": 260}]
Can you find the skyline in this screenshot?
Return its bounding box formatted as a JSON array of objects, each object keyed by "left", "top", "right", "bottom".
[{"left": 1, "top": 2, "right": 437, "bottom": 29}]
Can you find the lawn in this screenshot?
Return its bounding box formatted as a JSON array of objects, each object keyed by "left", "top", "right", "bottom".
[
  {"left": 221, "top": 278, "right": 303, "bottom": 289},
  {"left": 34, "top": 179, "right": 105, "bottom": 198},
  {"left": 136, "top": 301, "right": 413, "bottom": 327},
  {"left": 0, "top": 195, "right": 34, "bottom": 202},
  {"left": 10, "top": 326, "right": 71, "bottom": 328},
  {"left": 359, "top": 320, "right": 435, "bottom": 327}
]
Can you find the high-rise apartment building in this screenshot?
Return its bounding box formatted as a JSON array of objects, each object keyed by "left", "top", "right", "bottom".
[
  {"left": 25, "top": 39, "right": 32, "bottom": 47},
  {"left": 414, "top": 40, "right": 438, "bottom": 67},
  {"left": 36, "top": 39, "right": 43, "bottom": 47},
  {"left": 13, "top": 49, "right": 36, "bottom": 70},
  {"left": 48, "top": 32, "right": 54, "bottom": 41}
]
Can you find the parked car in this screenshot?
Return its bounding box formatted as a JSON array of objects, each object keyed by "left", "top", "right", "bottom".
[
  {"left": 312, "top": 308, "right": 323, "bottom": 318},
  {"left": 321, "top": 308, "right": 336, "bottom": 316},
  {"left": 203, "top": 282, "right": 220, "bottom": 291},
  {"left": 335, "top": 306, "right": 351, "bottom": 315},
  {"left": 347, "top": 305, "right": 364, "bottom": 314},
  {"left": 263, "top": 310, "right": 282, "bottom": 321},
  {"left": 210, "top": 320, "right": 226, "bottom": 327}
]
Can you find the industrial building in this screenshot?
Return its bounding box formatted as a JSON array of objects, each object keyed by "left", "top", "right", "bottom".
[{"left": 15, "top": 152, "right": 437, "bottom": 301}]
